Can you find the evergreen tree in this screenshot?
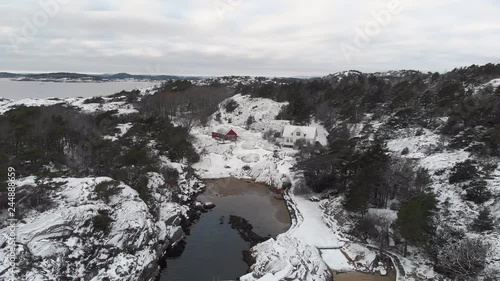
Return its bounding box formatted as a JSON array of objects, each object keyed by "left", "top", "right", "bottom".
[
  {"left": 464, "top": 180, "right": 492, "bottom": 204},
  {"left": 396, "top": 192, "right": 438, "bottom": 256},
  {"left": 344, "top": 171, "right": 371, "bottom": 216},
  {"left": 344, "top": 139, "right": 391, "bottom": 213},
  {"left": 471, "top": 208, "right": 494, "bottom": 232}
]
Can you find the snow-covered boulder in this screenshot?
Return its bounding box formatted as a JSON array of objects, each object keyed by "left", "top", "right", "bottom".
[
  {"left": 241, "top": 235, "right": 331, "bottom": 281},
  {"left": 239, "top": 153, "right": 261, "bottom": 163},
  {"left": 0, "top": 175, "right": 199, "bottom": 281}
]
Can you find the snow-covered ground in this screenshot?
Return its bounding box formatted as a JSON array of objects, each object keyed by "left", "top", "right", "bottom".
[
  {"left": 0, "top": 85, "right": 156, "bottom": 115},
  {"left": 386, "top": 127, "right": 500, "bottom": 280}
]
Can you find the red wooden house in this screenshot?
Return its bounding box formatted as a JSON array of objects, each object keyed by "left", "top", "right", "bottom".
[{"left": 212, "top": 129, "right": 238, "bottom": 142}]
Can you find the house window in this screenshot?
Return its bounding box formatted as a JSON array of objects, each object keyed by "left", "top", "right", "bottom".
[{"left": 296, "top": 132, "right": 301, "bottom": 136}]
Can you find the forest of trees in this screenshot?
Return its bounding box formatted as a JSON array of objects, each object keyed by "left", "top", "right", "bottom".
[
  {"left": 265, "top": 64, "right": 500, "bottom": 280},
  {"left": 0, "top": 89, "right": 205, "bottom": 215}
]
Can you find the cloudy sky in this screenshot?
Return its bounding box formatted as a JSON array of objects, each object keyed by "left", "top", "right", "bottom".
[{"left": 1, "top": 0, "right": 499, "bottom": 76}]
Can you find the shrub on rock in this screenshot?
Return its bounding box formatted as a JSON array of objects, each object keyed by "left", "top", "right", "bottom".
[
  {"left": 449, "top": 160, "right": 479, "bottom": 184},
  {"left": 93, "top": 210, "right": 112, "bottom": 234}
]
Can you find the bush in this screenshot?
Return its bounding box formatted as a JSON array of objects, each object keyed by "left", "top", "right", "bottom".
[
  {"left": 282, "top": 181, "right": 292, "bottom": 190},
  {"left": 224, "top": 99, "right": 239, "bottom": 113},
  {"left": 401, "top": 147, "right": 410, "bottom": 155},
  {"left": 464, "top": 180, "right": 492, "bottom": 204},
  {"left": 414, "top": 167, "right": 432, "bottom": 191},
  {"left": 437, "top": 238, "right": 489, "bottom": 280},
  {"left": 471, "top": 208, "right": 494, "bottom": 232},
  {"left": 83, "top": 97, "right": 105, "bottom": 104},
  {"left": 294, "top": 138, "right": 307, "bottom": 149},
  {"left": 215, "top": 112, "right": 222, "bottom": 122},
  {"left": 93, "top": 210, "right": 112, "bottom": 234},
  {"left": 95, "top": 180, "right": 122, "bottom": 203},
  {"left": 449, "top": 160, "right": 479, "bottom": 184},
  {"left": 123, "top": 145, "right": 151, "bottom": 166},
  {"left": 246, "top": 115, "right": 255, "bottom": 129},
  {"left": 162, "top": 166, "right": 179, "bottom": 186},
  {"left": 136, "top": 185, "right": 151, "bottom": 203},
  {"left": 16, "top": 185, "right": 54, "bottom": 219},
  {"left": 353, "top": 215, "right": 378, "bottom": 241},
  {"left": 263, "top": 129, "right": 281, "bottom": 144}
]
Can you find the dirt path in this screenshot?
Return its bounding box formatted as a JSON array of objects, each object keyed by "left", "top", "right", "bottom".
[{"left": 332, "top": 271, "right": 397, "bottom": 281}]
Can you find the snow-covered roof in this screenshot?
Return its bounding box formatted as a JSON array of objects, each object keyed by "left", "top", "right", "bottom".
[{"left": 282, "top": 125, "right": 317, "bottom": 139}]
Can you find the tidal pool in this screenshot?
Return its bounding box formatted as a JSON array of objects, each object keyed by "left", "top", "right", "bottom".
[{"left": 161, "top": 178, "right": 291, "bottom": 281}]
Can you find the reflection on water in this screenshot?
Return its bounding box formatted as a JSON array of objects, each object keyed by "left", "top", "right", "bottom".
[
  {"left": 161, "top": 178, "right": 291, "bottom": 281},
  {"left": 0, "top": 79, "right": 157, "bottom": 100}
]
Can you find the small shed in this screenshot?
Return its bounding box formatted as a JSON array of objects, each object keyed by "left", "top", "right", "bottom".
[
  {"left": 212, "top": 129, "right": 238, "bottom": 142},
  {"left": 225, "top": 129, "right": 238, "bottom": 141}
]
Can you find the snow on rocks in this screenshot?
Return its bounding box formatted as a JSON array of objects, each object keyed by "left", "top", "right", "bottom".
[
  {"left": 0, "top": 175, "right": 191, "bottom": 281},
  {"left": 240, "top": 235, "right": 332, "bottom": 281},
  {"left": 0, "top": 98, "right": 64, "bottom": 114},
  {"left": 386, "top": 128, "right": 442, "bottom": 158},
  {"left": 472, "top": 78, "right": 500, "bottom": 95},
  {"left": 239, "top": 153, "right": 261, "bottom": 163},
  {"left": 0, "top": 85, "right": 155, "bottom": 116},
  {"left": 104, "top": 123, "right": 134, "bottom": 141}
]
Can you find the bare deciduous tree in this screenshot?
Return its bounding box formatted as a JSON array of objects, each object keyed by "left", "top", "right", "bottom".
[{"left": 437, "top": 238, "right": 490, "bottom": 279}]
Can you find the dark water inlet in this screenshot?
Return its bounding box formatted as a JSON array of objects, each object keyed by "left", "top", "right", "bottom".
[{"left": 161, "top": 178, "right": 291, "bottom": 281}]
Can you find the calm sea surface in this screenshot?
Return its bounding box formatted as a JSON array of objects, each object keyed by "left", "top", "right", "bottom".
[{"left": 0, "top": 79, "right": 158, "bottom": 100}]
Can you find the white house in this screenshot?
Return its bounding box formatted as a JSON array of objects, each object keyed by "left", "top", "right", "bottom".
[{"left": 281, "top": 125, "right": 317, "bottom": 147}]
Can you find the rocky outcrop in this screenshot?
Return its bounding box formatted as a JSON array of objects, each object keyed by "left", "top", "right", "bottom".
[
  {"left": 240, "top": 235, "right": 332, "bottom": 281},
  {"left": 0, "top": 170, "right": 204, "bottom": 281}
]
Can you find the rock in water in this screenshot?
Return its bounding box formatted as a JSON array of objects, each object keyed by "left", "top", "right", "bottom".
[
  {"left": 194, "top": 201, "right": 204, "bottom": 210},
  {"left": 204, "top": 202, "right": 216, "bottom": 209}
]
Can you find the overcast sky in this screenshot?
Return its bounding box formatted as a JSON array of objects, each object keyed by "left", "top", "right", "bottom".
[{"left": 1, "top": 0, "right": 499, "bottom": 76}]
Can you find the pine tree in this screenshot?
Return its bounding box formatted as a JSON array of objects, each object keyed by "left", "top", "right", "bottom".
[
  {"left": 396, "top": 192, "right": 438, "bottom": 256},
  {"left": 472, "top": 208, "right": 495, "bottom": 232}
]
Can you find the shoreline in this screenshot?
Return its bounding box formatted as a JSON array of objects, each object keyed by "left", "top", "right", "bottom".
[{"left": 158, "top": 177, "right": 292, "bottom": 281}]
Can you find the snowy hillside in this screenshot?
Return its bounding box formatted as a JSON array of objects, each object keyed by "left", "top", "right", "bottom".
[
  {"left": 0, "top": 86, "right": 206, "bottom": 281},
  {"left": 191, "top": 94, "right": 402, "bottom": 280}
]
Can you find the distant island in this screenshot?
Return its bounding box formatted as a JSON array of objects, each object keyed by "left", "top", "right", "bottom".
[{"left": 0, "top": 72, "right": 204, "bottom": 82}]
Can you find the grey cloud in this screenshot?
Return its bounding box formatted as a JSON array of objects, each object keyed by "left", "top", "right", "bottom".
[{"left": 1, "top": 0, "right": 500, "bottom": 76}]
